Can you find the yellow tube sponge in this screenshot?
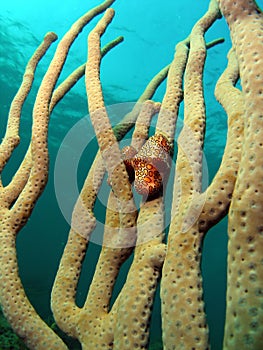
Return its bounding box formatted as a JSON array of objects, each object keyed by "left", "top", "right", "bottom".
[{"left": 218, "top": 1, "right": 263, "bottom": 349}]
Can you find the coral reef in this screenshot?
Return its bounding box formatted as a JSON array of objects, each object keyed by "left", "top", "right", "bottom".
[{"left": 0, "top": 0, "right": 262, "bottom": 349}]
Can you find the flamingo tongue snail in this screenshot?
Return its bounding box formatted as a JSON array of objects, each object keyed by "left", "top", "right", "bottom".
[{"left": 122, "top": 133, "right": 173, "bottom": 199}]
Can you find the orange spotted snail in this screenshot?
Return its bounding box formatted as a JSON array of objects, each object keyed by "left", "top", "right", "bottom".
[{"left": 122, "top": 133, "right": 173, "bottom": 198}]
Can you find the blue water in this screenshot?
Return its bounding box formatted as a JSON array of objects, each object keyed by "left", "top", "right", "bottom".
[{"left": 1, "top": 0, "right": 262, "bottom": 349}]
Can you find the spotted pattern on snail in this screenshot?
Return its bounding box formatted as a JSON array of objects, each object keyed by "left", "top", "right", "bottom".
[{"left": 123, "top": 134, "right": 172, "bottom": 198}]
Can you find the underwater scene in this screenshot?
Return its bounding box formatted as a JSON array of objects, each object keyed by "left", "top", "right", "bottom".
[{"left": 0, "top": 0, "right": 263, "bottom": 349}]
